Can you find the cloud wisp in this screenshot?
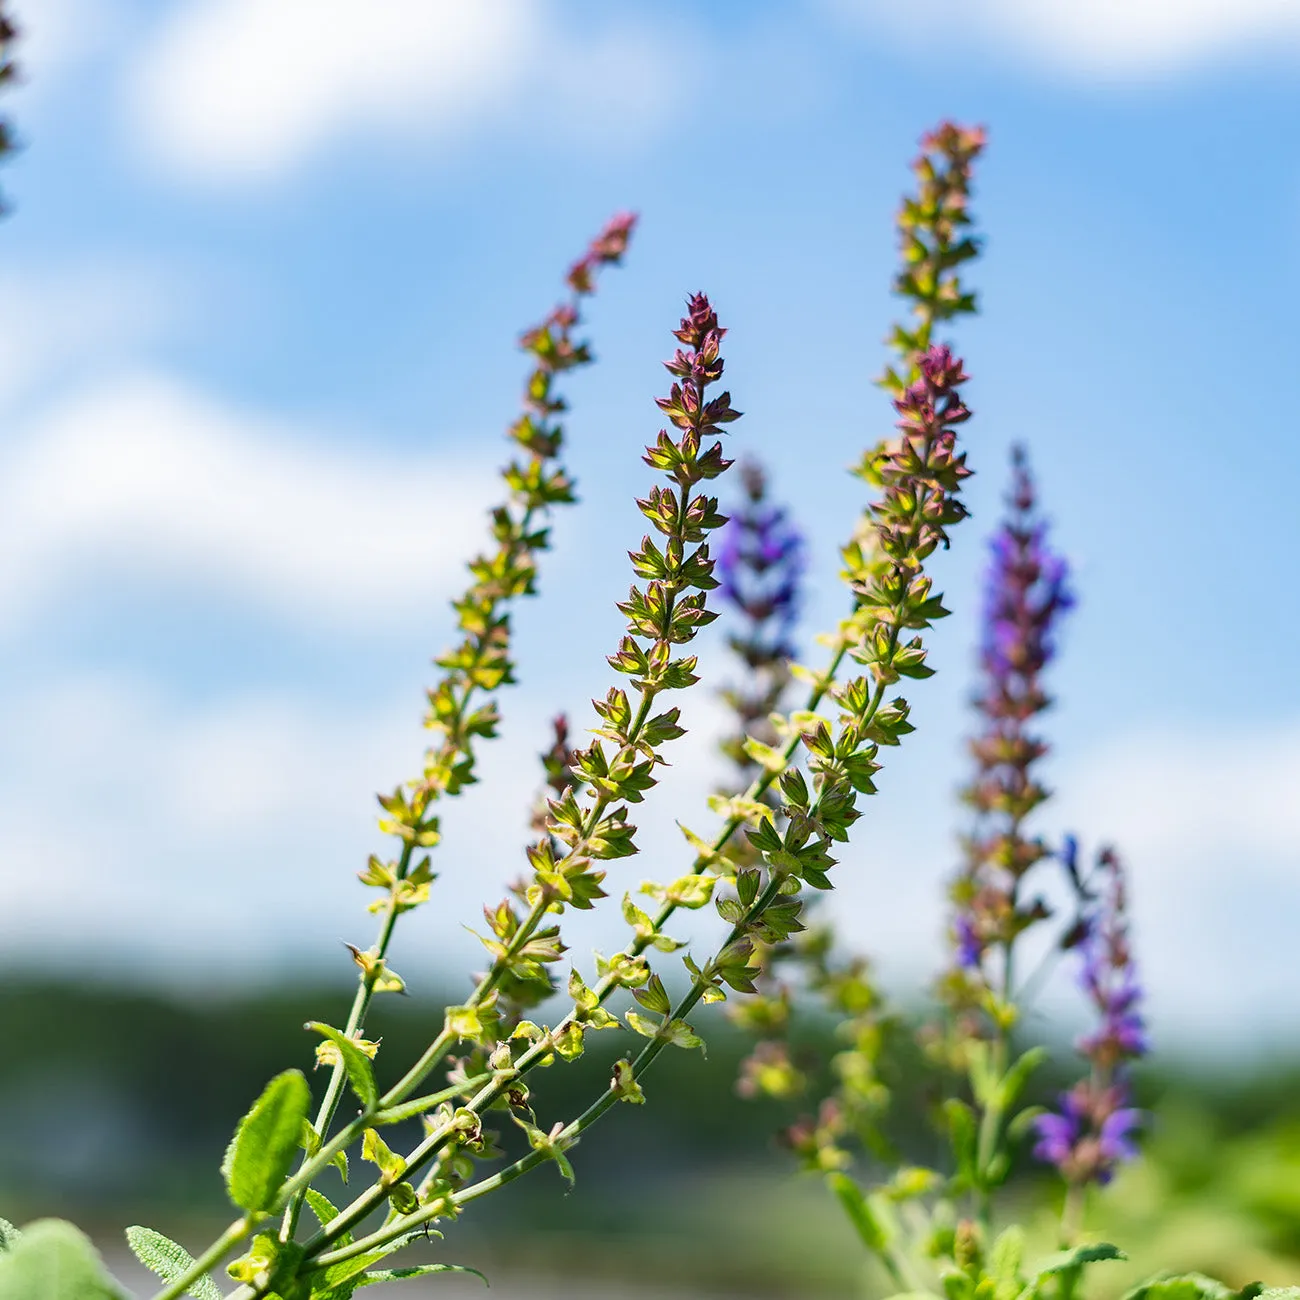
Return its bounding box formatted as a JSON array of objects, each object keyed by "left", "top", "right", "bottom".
[
  {"left": 0, "top": 373, "right": 499, "bottom": 632},
  {"left": 0, "top": 669, "right": 735, "bottom": 986},
  {"left": 825, "top": 0, "right": 1300, "bottom": 79},
  {"left": 125, "top": 0, "right": 685, "bottom": 186},
  {"left": 0, "top": 263, "right": 177, "bottom": 409}
]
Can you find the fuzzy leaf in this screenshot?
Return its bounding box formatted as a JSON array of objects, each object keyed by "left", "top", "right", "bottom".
[
  {"left": 307, "top": 1022, "right": 379, "bottom": 1111},
  {"left": 303, "top": 1189, "right": 353, "bottom": 1247},
  {"left": 0, "top": 1220, "right": 129, "bottom": 1300},
  {"left": 221, "top": 1069, "right": 312, "bottom": 1213},
  {"left": 0, "top": 1221, "right": 16, "bottom": 1253},
  {"left": 125, "top": 1227, "right": 222, "bottom": 1300}
]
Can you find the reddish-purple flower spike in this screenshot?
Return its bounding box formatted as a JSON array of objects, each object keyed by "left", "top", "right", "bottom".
[{"left": 566, "top": 211, "right": 638, "bottom": 294}]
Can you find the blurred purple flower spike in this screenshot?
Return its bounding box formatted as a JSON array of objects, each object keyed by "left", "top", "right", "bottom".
[
  {"left": 716, "top": 460, "right": 806, "bottom": 661},
  {"left": 1034, "top": 847, "right": 1148, "bottom": 1187}
]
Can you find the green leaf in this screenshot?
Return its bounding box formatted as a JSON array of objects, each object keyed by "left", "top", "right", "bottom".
[
  {"left": 990, "top": 1225, "right": 1024, "bottom": 1300},
  {"left": 306, "top": 1022, "right": 379, "bottom": 1111},
  {"left": 303, "top": 1189, "right": 353, "bottom": 1247},
  {"left": 356, "top": 1263, "right": 488, "bottom": 1287},
  {"left": 1121, "top": 1276, "right": 1239, "bottom": 1300},
  {"left": 1037, "top": 1243, "right": 1126, "bottom": 1280},
  {"left": 662, "top": 1018, "right": 705, "bottom": 1052},
  {"left": 999, "top": 1045, "right": 1049, "bottom": 1109},
  {"left": 0, "top": 1219, "right": 129, "bottom": 1300},
  {"left": 221, "top": 1068, "right": 312, "bottom": 1214},
  {"left": 0, "top": 1221, "right": 17, "bottom": 1253},
  {"left": 308, "top": 1249, "right": 385, "bottom": 1297},
  {"left": 624, "top": 1010, "right": 661, "bottom": 1039},
  {"left": 828, "top": 1172, "right": 888, "bottom": 1253},
  {"left": 125, "top": 1226, "right": 222, "bottom": 1300},
  {"left": 943, "top": 1098, "right": 978, "bottom": 1184},
  {"left": 361, "top": 1128, "right": 406, "bottom": 1181}
]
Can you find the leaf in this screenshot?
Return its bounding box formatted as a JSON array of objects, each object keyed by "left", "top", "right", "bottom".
[
  {"left": 1121, "top": 1276, "right": 1238, "bottom": 1300},
  {"left": 0, "top": 1221, "right": 17, "bottom": 1253},
  {"left": 356, "top": 1263, "right": 488, "bottom": 1287},
  {"left": 125, "top": 1226, "right": 222, "bottom": 1300},
  {"left": 828, "top": 1172, "right": 888, "bottom": 1253},
  {"left": 361, "top": 1128, "right": 406, "bottom": 1181},
  {"left": 0, "top": 1219, "right": 129, "bottom": 1300},
  {"left": 999, "top": 1045, "right": 1049, "bottom": 1109},
  {"left": 989, "top": 1225, "right": 1025, "bottom": 1300},
  {"left": 307, "top": 1022, "right": 379, "bottom": 1111},
  {"left": 308, "top": 1250, "right": 386, "bottom": 1297},
  {"left": 1036, "top": 1243, "right": 1126, "bottom": 1280},
  {"left": 221, "top": 1069, "right": 312, "bottom": 1214},
  {"left": 303, "top": 1189, "right": 353, "bottom": 1247},
  {"left": 624, "top": 1011, "right": 661, "bottom": 1039}
]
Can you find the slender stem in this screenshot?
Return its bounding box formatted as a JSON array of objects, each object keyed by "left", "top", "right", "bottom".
[
  {"left": 283, "top": 482, "right": 708, "bottom": 1264},
  {"left": 281, "top": 873, "right": 408, "bottom": 1240},
  {"left": 240, "top": 416, "right": 866, "bottom": 1293},
  {"left": 335, "top": 643, "right": 898, "bottom": 1270},
  {"left": 279, "top": 484, "right": 546, "bottom": 1240},
  {"left": 150, "top": 1218, "right": 249, "bottom": 1300},
  {"left": 1060, "top": 1185, "right": 1086, "bottom": 1247}
]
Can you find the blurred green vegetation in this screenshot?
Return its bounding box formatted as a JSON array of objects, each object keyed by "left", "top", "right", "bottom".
[{"left": 5, "top": 978, "right": 1300, "bottom": 1296}]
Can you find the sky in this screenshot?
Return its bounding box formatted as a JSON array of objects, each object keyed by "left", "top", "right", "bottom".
[{"left": 2, "top": 0, "right": 1299, "bottom": 1056}]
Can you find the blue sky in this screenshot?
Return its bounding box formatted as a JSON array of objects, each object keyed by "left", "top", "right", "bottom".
[{"left": 2, "top": 0, "right": 1299, "bottom": 1054}]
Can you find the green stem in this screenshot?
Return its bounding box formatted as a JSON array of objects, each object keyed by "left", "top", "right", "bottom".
[
  {"left": 150, "top": 1218, "right": 249, "bottom": 1300},
  {"left": 1060, "top": 1184, "right": 1086, "bottom": 1247},
  {"left": 259, "top": 555, "right": 880, "bottom": 1292},
  {"left": 279, "top": 486, "right": 548, "bottom": 1241},
  {"left": 238, "top": 425, "right": 864, "bottom": 1294}
]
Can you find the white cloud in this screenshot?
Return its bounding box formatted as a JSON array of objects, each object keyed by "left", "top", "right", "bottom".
[
  {"left": 0, "top": 263, "right": 174, "bottom": 407},
  {"left": 5, "top": 633, "right": 1300, "bottom": 1048},
  {"left": 808, "top": 717, "right": 1300, "bottom": 1051},
  {"left": 1045, "top": 723, "right": 1300, "bottom": 1047},
  {"left": 825, "top": 0, "right": 1300, "bottom": 78},
  {"left": 125, "top": 0, "right": 682, "bottom": 185},
  {"left": 0, "top": 373, "right": 498, "bottom": 631},
  {"left": 1056, "top": 723, "right": 1300, "bottom": 869},
  {"left": 10, "top": 0, "right": 125, "bottom": 93},
  {"left": 0, "top": 672, "right": 425, "bottom": 973},
  {"left": 0, "top": 668, "right": 734, "bottom": 986}
]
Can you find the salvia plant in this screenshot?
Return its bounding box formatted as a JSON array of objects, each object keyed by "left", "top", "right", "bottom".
[{"left": 0, "top": 19, "right": 1293, "bottom": 1298}]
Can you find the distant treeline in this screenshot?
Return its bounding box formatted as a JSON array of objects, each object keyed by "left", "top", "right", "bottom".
[{"left": 4, "top": 978, "right": 1299, "bottom": 1294}]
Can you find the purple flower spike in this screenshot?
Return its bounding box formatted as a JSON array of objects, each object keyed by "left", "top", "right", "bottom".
[
  {"left": 942, "top": 447, "right": 1073, "bottom": 1001},
  {"left": 1032, "top": 1095, "right": 1083, "bottom": 1167},
  {"left": 717, "top": 461, "right": 806, "bottom": 660},
  {"left": 1034, "top": 849, "right": 1148, "bottom": 1188},
  {"left": 716, "top": 460, "right": 807, "bottom": 788}
]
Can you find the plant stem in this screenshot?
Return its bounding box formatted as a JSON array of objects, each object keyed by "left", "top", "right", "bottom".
[{"left": 150, "top": 1218, "right": 249, "bottom": 1300}]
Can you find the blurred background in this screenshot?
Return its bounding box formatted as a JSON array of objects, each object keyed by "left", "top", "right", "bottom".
[{"left": 2, "top": 0, "right": 1300, "bottom": 1294}]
